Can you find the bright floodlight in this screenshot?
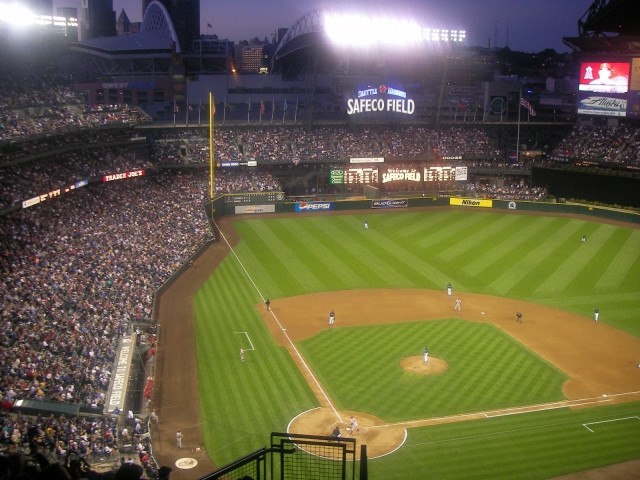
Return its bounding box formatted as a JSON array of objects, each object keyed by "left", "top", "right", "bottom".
[
  {"left": 0, "top": 3, "right": 36, "bottom": 26},
  {"left": 324, "top": 12, "right": 465, "bottom": 47}
]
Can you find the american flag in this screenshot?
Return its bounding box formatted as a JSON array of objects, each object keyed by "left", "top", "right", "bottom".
[{"left": 520, "top": 98, "right": 536, "bottom": 116}]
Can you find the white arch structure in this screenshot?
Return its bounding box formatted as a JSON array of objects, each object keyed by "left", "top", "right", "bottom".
[{"left": 141, "top": 0, "right": 181, "bottom": 53}]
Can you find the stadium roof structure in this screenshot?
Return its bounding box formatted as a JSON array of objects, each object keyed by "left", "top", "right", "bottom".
[
  {"left": 72, "top": 0, "right": 177, "bottom": 57},
  {"left": 563, "top": 0, "right": 640, "bottom": 53}
]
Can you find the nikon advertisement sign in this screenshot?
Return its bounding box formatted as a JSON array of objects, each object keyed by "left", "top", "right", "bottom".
[{"left": 450, "top": 197, "right": 493, "bottom": 208}]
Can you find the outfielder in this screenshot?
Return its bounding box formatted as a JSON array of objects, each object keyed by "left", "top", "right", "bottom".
[{"left": 594, "top": 307, "right": 599, "bottom": 322}]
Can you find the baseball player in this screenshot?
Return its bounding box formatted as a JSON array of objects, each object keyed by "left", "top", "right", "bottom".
[
  {"left": 176, "top": 430, "right": 183, "bottom": 448},
  {"left": 364, "top": 220, "right": 368, "bottom": 229},
  {"left": 516, "top": 312, "right": 523, "bottom": 323},
  {"left": 454, "top": 298, "right": 462, "bottom": 311},
  {"left": 329, "top": 310, "right": 335, "bottom": 326},
  {"left": 240, "top": 348, "right": 245, "bottom": 362},
  {"left": 594, "top": 307, "right": 599, "bottom": 322},
  {"left": 265, "top": 299, "right": 270, "bottom": 311},
  {"left": 423, "top": 346, "right": 429, "bottom": 363},
  {"left": 350, "top": 416, "right": 359, "bottom": 432},
  {"left": 447, "top": 283, "right": 452, "bottom": 296}
]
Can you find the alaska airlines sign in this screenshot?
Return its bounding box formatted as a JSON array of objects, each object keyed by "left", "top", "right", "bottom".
[{"left": 346, "top": 84, "right": 415, "bottom": 115}]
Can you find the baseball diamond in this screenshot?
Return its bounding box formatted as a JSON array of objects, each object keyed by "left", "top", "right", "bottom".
[{"left": 152, "top": 208, "right": 640, "bottom": 480}]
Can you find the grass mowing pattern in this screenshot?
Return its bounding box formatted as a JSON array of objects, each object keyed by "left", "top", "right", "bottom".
[
  {"left": 373, "top": 402, "right": 640, "bottom": 480},
  {"left": 194, "top": 210, "right": 640, "bottom": 476},
  {"left": 298, "top": 320, "right": 567, "bottom": 421}
]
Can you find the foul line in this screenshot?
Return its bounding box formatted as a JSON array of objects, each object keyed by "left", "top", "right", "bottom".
[
  {"left": 583, "top": 416, "right": 640, "bottom": 433},
  {"left": 233, "top": 331, "right": 255, "bottom": 351},
  {"left": 213, "top": 219, "right": 343, "bottom": 423},
  {"left": 368, "top": 391, "right": 640, "bottom": 431}
]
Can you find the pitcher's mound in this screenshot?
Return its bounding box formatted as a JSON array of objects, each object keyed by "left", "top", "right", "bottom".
[{"left": 401, "top": 356, "right": 448, "bottom": 375}]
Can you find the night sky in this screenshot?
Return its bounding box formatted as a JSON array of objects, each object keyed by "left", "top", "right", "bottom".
[{"left": 55, "top": 0, "right": 592, "bottom": 53}]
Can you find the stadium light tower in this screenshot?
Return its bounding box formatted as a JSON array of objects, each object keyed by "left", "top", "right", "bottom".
[
  {"left": 323, "top": 11, "right": 465, "bottom": 48},
  {"left": 0, "top": 3, "right": 77, "bottom": 29},
  {"left": 0, "top": 3, "right": 37, "bottom": 26}
]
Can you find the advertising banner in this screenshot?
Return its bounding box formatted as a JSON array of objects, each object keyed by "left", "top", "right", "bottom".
[
  {"left": 577, "top": 95, "right": 627, "bottom": 117},
  {"left": 295, "top": 202, "right": 334, "bottom": 212},
  {"left": 372, "top": 199, "right": 408, "bottom": 209},
  {"left": 235, "top": 205, "right": 276, "bottom": 214},
  {"left": 450, "top": 197, "right": 493, "bottom": 208}
]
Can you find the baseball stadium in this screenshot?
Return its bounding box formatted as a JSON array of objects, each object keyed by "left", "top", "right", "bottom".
[{"left": 1, "top": 1, "right": 640, "bottom": 480}]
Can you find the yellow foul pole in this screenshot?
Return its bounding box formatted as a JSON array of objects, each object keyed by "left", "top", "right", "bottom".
[{"left": 209, "top": 92, "right": 215, "bottom": 200}]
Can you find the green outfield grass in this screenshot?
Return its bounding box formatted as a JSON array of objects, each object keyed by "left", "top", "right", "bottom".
[
  {"left": 297, "top": 320, "right": 567, "bottom": 422},
  {"left": 194, "top": 209, "right": 640, "bottom": 477}
]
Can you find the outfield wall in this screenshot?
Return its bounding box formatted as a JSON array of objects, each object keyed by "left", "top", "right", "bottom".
[{"left": 215, "top": 195, "right": 640, "bottom": 225}]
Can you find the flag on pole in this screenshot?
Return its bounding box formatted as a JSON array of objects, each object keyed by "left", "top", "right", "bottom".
[{"left": 520, "top": 98, "right": 536, "bottom": 116}]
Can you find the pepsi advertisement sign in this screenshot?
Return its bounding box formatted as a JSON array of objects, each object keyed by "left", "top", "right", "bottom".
[{"left": 295, "top": 202, "right": 335, "bottom": 212}]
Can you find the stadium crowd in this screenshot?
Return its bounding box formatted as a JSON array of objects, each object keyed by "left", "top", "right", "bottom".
[
  {"left": 0, "top": 169, "right": 212, "bottom": 478},
  {"left": 548, "top": 124, "right": 640, "bottom": 167},
  {"left": 148, "top": 125, "right": 504, "bottom": 165},
  {"left": 0, "top": 69, "right": 151, "bottom": 142}
]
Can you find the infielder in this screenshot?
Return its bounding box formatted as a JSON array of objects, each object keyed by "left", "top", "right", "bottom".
[
  {"left": 329, "top": 310, "right": 335, "bottom": 326},
  {"left": 447, "top": 283, "right": 452, "bottom": 296},
  {"left": 454, "top": 298, "right": 462, "bottom": 311}
]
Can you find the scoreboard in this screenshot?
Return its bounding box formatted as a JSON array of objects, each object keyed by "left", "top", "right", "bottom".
[
  {"left": 344, "top": 167, "right": 378, "bottom": 184},
  {"left": 424, "top": 166, "right": 456, "bottom": 182},
  {"left": 224, "top": 192, "right": 285, "bottom": 204}
]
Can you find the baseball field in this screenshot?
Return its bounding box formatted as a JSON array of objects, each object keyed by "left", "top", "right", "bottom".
[{"left": 152, "top": 207, "right": 640, "bottom": 479}]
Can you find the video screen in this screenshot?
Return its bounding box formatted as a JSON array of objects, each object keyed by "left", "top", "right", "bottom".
[{"left": 579, "top": 61, "right": 630, "bottom": 94}]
